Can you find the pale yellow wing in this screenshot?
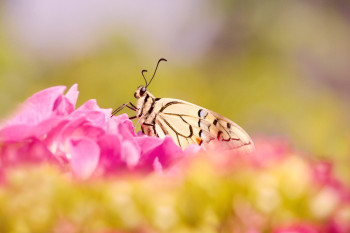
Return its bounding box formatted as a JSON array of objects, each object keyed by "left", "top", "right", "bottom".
[{"left": 153, "top": 98, "right": 254, "bottom": 153}]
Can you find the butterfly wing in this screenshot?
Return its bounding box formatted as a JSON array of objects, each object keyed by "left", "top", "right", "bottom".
[{"left": 152, "top": 98, "right": 254, "bottom": 153}]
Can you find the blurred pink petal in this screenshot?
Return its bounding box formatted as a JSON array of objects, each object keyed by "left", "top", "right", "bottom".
[
  {"left": 313, "top": 161, "right": 335, "bottom": 186},
  {"left": 312, "top": 161, "right": 350, "bottom": 202},
  {"left": 0, "top": 124, "right": 32, "bottom": 141},
  {"left": 183, "top": 143, "right": 202, "bottom": 155},
  {"left": 248, "top": 137, "right": 289, "bottom": 167},
  {"left": 0, "top": 138, "right": 59, "bottom": 167},
  {"left": 153, "top": 157, "right": 163, "bottom": 173},
  {"left": 2, "top": 86, "right": 66, "bottom": 127},
  {"left": 69, "top": 138, "right": 100, "bottom": 179},
  {"left": 0, "top": 116, "right": 65, "bottom": 142},
  {"left": 273, "top": 224, "right": 320, "bottom": 233},
  {"left": 327, "top": 208, "right": 350, "bottom": 233}
]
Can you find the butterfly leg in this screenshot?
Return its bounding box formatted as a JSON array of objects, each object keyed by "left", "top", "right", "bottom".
[
  {"left": 111, "top": 102, "right": 138, "bottom": 116},
  {"left": 128, "top": 102, "right": 138, "bottom": 109}
]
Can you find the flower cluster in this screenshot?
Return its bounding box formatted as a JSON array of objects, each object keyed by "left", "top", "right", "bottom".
[
  {"left": 0, "top": 85, "right": 349, "bottom": 233},
  {"left": 0, "top": 138, "right": 349, "bottom": 232},
  {"left": 0, "top": 85, "right": 196, "bottom": 180}
]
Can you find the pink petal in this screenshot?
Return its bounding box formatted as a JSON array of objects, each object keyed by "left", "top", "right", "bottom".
[
  {"left": 0, "top": 125, "right": 32, "bottom": 141},
  {"left": 136, "top": 134, "right": 164, "bottom": 154},
  {"left": 313, "top": 161, "right": 333, "bottom": 185},
  {"left": 118, "top": 122, "right": 137, "bottom": 141},
  {"left": 108, "top": 114, "right": 135, "bottom": 135},
  {"left": 273, "top": 224, "right": 320, "bottom": 233},
  {"left": 64, "top": 121, "right": 105, "bottom": 141},
  {"left": 51, "top": 117, "right": 105, "bottom": 149},
  {"left": 136, "top": 136, "right": 183, "bottom": 172},
  {"left": 153, "top": 157, "right": 163, "bottom": 173},
  {"left": 0, "top": 138, "right": 59, "bottom": 167},
  {"left": 77, "top": 99, "right": 112, "bottom": 117},
  {"left": 97, "top": 134, "right": 124, "bottom": 174},
  {"left": 53, "top": 96, "right": 75, "bottom": 116},
  {"left": 184, "top": 144, "right": 202, "bottom": 155},
  {"left": 0, "top": 115, "right": 65, "bottom": 142},
  {"left": 70, "top": 100, "right": 113, "bottom": 130},
  {"left": 69, "top": 138, "right": 100, "bottom": 179},
  {"left": 65, "top": 84, "right": 79, "bottom": 107},
  {"left": 247, "top": 138, "right": 289, "bottom": 167},
  {"left": 2, "top": 86, "right": 66, "bottom": 127},
  {"left": 121, "top": 140, "right": 140, "bottom": 168},
  {"left": 70, "top": 111, "right": 108, "bottom": 129}
]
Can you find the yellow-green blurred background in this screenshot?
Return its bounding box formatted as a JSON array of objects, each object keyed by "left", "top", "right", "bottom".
[{"left": 0, "top": 1, "right": 349, "bottom": 174}]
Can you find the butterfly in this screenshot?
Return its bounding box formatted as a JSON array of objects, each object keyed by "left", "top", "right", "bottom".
[{"left": 112, "top": 58, "right": 254, "bottom": 153}]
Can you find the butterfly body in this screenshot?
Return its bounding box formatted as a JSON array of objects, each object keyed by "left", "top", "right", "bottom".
[{"left": 134, "top": 85, "right": 254, "bottom": 153}]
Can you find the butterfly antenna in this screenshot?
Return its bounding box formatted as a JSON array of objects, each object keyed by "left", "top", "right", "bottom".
[
  {"left": 146, "top": 58, "right": 167, "bottom": 88},
  {"left": 141, "top": 70, "right": 148, "bottom": 86}
]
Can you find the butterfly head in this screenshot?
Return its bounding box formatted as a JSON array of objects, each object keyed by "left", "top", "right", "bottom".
[
  {"left": 134, "top": 85, "right": 148, "bottom": 99},
  {"left": 135, "top": 58, "right": 167, "bottom": 99}
]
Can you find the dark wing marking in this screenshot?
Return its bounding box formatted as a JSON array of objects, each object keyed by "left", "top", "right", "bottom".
[{"left": 151, "top": 98, "right": 254, "bottom": 152}]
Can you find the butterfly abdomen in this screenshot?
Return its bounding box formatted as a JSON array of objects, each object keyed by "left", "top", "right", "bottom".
[{"left": 137, "top": 91, "right": 160, "bottom": 136}]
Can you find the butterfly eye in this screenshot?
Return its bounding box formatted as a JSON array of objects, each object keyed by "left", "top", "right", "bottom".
[{"left": 140, "top": 87, "right": 146, "bottom": 96}]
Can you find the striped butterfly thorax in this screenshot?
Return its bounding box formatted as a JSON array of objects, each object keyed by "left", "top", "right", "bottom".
[{"left": 113, "top": 59, "right": 255, "bottom": 153}]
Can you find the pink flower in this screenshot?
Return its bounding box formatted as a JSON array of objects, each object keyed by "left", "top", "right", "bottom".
[
  {"left": 326, "top": 209, "right": 350, "bottom": 233},
  {"left": 194, "top": 137, "right": 290, "bottom": 173},
  {"left": 273, "top": 224, "right": 320, "bottom": 233},
  {"left": 0, "top": 84, "right": 192, "bottom": 179}
]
